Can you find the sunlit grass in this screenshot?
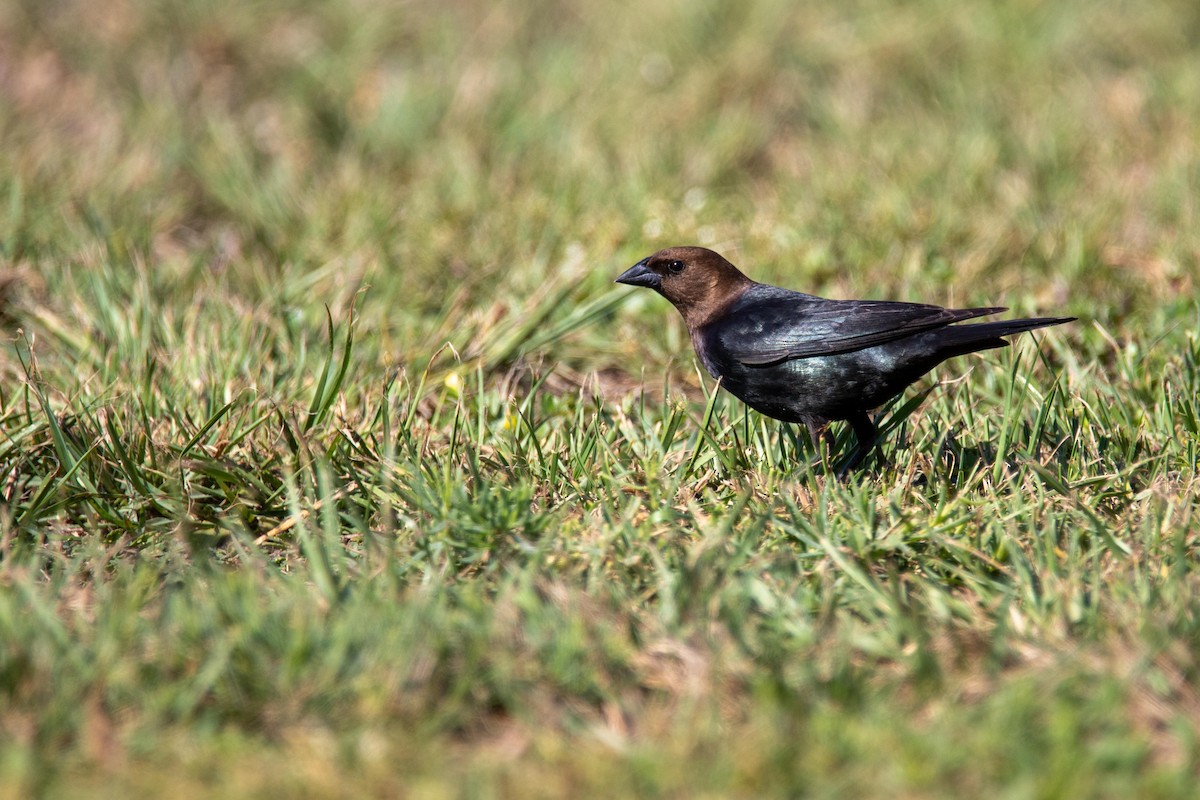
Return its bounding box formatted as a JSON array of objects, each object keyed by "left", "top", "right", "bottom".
[{"left": 1, "top": 0, "right": 1199, "bottom": 796}]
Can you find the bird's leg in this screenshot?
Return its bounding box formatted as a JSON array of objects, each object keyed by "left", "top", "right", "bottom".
[
  {"left": 796, "top": 416, "right": 834, "bottom": 469},
  {"left": 837, "top": 413, "right": 878, "bottom": 476},
  {"left": 804, "top": 417, "right": 834, "bottom": 447}
]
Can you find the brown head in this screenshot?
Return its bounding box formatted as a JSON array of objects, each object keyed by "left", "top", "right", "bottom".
[{"left": 614, "top": 246, "right": 755, "bottom": 328}]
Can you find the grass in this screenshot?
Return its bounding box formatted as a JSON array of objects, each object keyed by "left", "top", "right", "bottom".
[{"left": 1, "top": 0, "right": 1199, "bottom": 795}]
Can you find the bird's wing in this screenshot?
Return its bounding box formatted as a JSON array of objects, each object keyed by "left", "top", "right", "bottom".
[{"left": 710, "top": 297, "right": 1006, "bottom": 365}]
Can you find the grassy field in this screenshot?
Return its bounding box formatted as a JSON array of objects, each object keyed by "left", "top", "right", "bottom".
[{"left": 2, "top": 0, "right": 1199, "bottom": 796}]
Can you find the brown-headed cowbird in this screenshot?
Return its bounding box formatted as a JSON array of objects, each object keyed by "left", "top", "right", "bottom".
[{"left": 616, "top": 246, "right": 1074, "bottom": 470}]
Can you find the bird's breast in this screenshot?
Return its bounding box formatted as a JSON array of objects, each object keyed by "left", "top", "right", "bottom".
[{"left": 690, "top": 328, "right": 723, "bottom": 379}]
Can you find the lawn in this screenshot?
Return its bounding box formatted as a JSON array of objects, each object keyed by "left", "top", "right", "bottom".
[{"left": 2, "top": 0, "right": 1199, "bottom": 796}]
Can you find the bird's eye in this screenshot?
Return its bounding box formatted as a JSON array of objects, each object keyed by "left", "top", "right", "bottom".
[{"left": 667, "top": 260, "right": 686, "bottom": 274}]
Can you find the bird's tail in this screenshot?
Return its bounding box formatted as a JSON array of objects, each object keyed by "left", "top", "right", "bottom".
[{"left": 936, "top": 315, "right": 1076, "bottom": 357}]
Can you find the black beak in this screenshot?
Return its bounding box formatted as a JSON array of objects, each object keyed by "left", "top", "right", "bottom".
[{"left": 614, "top": 259, "right": 661, "bottom": 289}]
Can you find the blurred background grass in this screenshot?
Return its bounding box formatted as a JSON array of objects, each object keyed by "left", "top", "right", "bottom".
[
  {"left": 4, "top": 0, "right": 1197, "bottom": 370},
  {"left": 1, "top": 0, "right": 1199, "bottom": 796}
]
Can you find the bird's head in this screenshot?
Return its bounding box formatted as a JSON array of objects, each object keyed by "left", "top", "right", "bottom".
[{"left": 615, "top": 246, "right": 754, "bottom": 327}]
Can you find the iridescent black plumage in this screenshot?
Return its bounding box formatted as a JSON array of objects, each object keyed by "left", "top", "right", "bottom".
[{"left": 616, "top": 246, "right": 1074, "bottom": 469}]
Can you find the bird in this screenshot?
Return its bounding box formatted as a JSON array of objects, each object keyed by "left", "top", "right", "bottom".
[{"left": 615, "top": 246, "right": 1074, "bottom": 471}]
